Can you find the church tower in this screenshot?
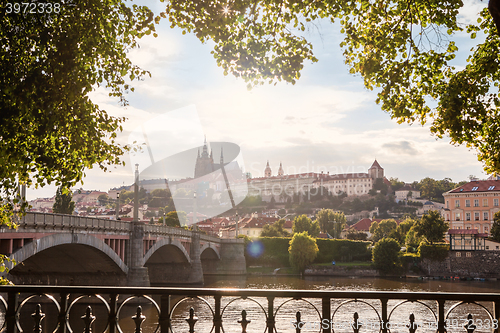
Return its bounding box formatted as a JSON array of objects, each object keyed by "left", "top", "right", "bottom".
[
  {"left": 194, "top": 137, "right": 215, "bottom": 178},
  {"left": 368, "top": 159, "right": 384, "bottom": 179},
  {"left": 278, "top": 162, "right": 284, "bottom": 177},
  {"left": 264, "top": 161, "right": 272, "bottom": 178}
]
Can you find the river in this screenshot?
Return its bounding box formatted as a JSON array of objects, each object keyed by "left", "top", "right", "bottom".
[{"left": 125, "top": 275, "right": 500, "bottom": 333}]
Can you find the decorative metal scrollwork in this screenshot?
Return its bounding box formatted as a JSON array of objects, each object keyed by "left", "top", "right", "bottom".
[
  {"left": 81, "top": 306, "right": 96, "bottom": 333},
  {"left": 185, "top": 307, "right": 198, "bottom": 333},
  {"left": 238, "top": 310, "right": 250, "bottom": 333},
  {"left": 132, "top": 306, "right": 146, "bottom": 333},
  {"left": 31, "top": 304, "right": 44, "bottom": 333}
]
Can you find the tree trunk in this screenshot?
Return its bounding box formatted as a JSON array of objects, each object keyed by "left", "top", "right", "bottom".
[{"left": 489, "top": 0, "right": 500, "bottom": 35}]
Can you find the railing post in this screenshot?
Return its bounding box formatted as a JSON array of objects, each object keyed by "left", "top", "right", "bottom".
[
  {"left": 322, "top": 297, "right": 330, "bottom": 333},
  {"left": 159, "top": 295, "right": 171, "bottom": 333},
  {"left": 57, "top": 292, "right": 68, "bottom": 333},
  {"left": 6, "top": 291, "right": 18, "bottom": 333},
  {"left": 109, "top": 294, "right": 118, "bottom": 333},
  {"left": 437, "top": 300, "right": 446, "bottom": 333},
  {"left": 267, "top": 296, "right": 275, "bottom": 333},
  {"left": 381, "top": 298, "right": 388, "bottom": 333},
  {"left": 214, "top": 295, "right": 222, "bottom": 333}
]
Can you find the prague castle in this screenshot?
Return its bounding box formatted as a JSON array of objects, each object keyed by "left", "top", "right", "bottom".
[{"left": 247, "top": 160, "right": 386, "bottom": 202}]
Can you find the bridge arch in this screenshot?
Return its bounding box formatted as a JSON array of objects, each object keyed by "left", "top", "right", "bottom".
[
  {"left": 143, "top": 238, "right": 191, "bottom": 265},
  {"left": 6, "top": 233, "right": 128, "bottom": 275},
  {"left": 200, "top": 243, "right": 220, "bottom": 260}
]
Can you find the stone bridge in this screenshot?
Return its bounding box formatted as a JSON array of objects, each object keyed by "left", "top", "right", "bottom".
[{"left": 0, "top": 213, "right": 246, "bottom": 286}]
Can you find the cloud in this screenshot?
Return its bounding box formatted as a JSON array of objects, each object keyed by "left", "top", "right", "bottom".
[{"left": 382, "top": 141, "right": 419, "bottom": 155}]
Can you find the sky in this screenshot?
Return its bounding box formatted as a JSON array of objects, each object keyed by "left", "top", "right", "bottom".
[{"left": 26, "top": 0, "right": 489, "bottom": 200}]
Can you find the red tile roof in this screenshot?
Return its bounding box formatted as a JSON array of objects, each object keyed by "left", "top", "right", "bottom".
[
  {"left": 449, "top": 180, "right": 500, "bottom": 194},
  {"left": 370, "top": 160, "right": 382, "bottom": 169}
]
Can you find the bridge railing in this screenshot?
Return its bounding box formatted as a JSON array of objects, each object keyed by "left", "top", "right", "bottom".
[
  {"left": 15, "top": 212, "right": 131, "bottom": 232},
  {"left": 0, "top": 285, "right": 498, "bottom": 333}
]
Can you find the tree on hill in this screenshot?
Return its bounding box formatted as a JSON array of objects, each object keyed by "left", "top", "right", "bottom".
[
  {"left": 53, "top": 187, "right": 75, "bottom": 215},
  {"left": 413, "top": 210, "right": 449, "bottom": 245},
  {"left": 261, "top": 219, "right": 290, "bottom": 237},
  {"left": 164, "top": 211, "right": 186, "bottom": 227},
  {"left": 489, "top": 211, "right": 500, "bottom": 242},
  {"left": 167, "top": 0, "right": 500, "bottom": 173},
  {"left": 316, "top": 209, "right": 346, "bottom": 237},
  {"left": 288, "top": 232, "right": 319, "bottom": 275},
  {"left": 369, "top": 219, "right": 398, "bottom": 243},
  {"left": 292, "top": 215, "right": 320, "bottom": 237}
]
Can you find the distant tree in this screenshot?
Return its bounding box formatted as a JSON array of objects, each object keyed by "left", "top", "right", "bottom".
[
  {"left": 370, "top": 219, "right": 398, "bottom": 243},
  {"left": 53, "top": 187, "right": 75, "bottom": 214},
  {"left": 369, "top": 178, "right": 388, "bottom": 196},
  {"left": 164, "top": 211, "right": 186, "bottom": 227},
  {"left": 288, "top": 232, "right": 319, "bottom": 275},
  {"left": 260, "top": 219, "right": 290, "bottom": 237},
  {"left": 392, "top": 218, "right": 417, "bottom": 245},
  {"left": 316, "top": 209, "right": 346, "bottom": 234},
  {"left": 372, "top": 238, "right": 401, "bottom": 273},
  {"left": 389, "top": 178, "right": 405, "bottom": 192},
  {"left": 292, "top": 215, "right": 320, "bottom": 237},
  {"left": 413, "top": 210, "right": 449, "bottom": 245},
  {"left": 267, "top": 196, "right": 276, "bottom": 208},
  {"left": 97, "top": 193, "right": 109, "bottom": 206},
  {"left": 405, "top": 226, "right": 424, "bottom": 253},
  {"left": 345, "top": 228, "right": 368, "bottom": 241},
  {"left": 490, "top": 211, "right": 500, "bottom": 242}
]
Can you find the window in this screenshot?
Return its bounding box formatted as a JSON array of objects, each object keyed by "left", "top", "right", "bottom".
[
  {"left": 455, "top": 213, "right": 461, "bottom": 221},
  {"left": 472, "top": 186, "right": 479, "bottom": 191},
  {"left": 486, "top": 246, "right": 490, "bottom": 250},
  {"left": 466, "top": 212, "right": 471, "bottom": 221},
  {"left": 489, "top": 186, "right": 496, "bottom": 190},
  {"left": 466, "top": 252, "right": 472, "bottom": 257},
  {"left": 474, "top": 199, "right": 479, "bottom": 207},
  {"left": 483, "top": 199, "right": 488, "bottom": 207},
  {"left": 475, "top": 212, "right": 480, "bottom": 221},
  {"left": 446, "top": 201, "right": 449, "bottom": 208},
  {"left": 465, "top": 200, "right": 470, "bottom": 207},
  {"left": 455, "top": 200, "right": 460, "bottom": 208},
  {"left": 495, "top": 198, "right": 499, "bottom": 207},
  {"left": 497, "top": 246, "right": 500, "bottom": 250},
  {"left": 485, "top": 226, "right": 489, "bottom": 232},
  {"left": 484, "top": 212, "right": 489, "bottom": 220},
  {"left": 456, "top": 252, "right": 461, "bottom": 257}
]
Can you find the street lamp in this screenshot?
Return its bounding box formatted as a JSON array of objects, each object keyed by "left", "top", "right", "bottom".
[
  {"left": 163, "top": 212, "right": 166, "bottom": 225},
  {"left": 115, "top": 192, "right": 120, "bottom": 220},
  {"left": 235, "top": 212, "right": 239, "bottom": 238},
  {"left": 192, "top": 191, "right": 197, "bottom": 230}
]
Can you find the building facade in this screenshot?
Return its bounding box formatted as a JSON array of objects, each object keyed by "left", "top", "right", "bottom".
[
  {"left": 247, "top": 160, "right": 385, "bottom": 202},
  {"left": 442, "top": 180, "right": 500, "bottom": 234}
]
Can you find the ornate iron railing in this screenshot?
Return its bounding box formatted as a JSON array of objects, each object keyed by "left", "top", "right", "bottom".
[{"left": 0, "top": 285, "right": 499, "bottom": 333}]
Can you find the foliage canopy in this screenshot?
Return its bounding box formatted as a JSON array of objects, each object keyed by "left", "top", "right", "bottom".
[
  {"left": 166, "top": 0, "right": 500, "bottom": 173},
  {"left": 413, "top": 210, "right": 449, "bottom": 245},
  {"left": 52, "top": 187, "right": 75, "bottom": 215},
  {"left": 0, "top": 0, "right": 158, "bottom": 222},
  {"left": 292, "top": 214, "right": 320, "bottom": 237},
  {"left": 490, "top": 211, "right": 500, "bottom": 242},
  {"left": 288, "top": 232, "right": 319, "bottom": 274}
]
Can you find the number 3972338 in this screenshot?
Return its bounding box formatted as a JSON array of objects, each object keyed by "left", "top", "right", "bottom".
[{"left": 5, "top": 2, "right": 62, "bottom": 14}]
